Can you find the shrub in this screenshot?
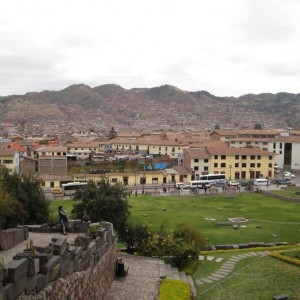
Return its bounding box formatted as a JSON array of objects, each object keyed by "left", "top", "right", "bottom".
[{"left": 158, "top": 278, "right": 191, "bottom": 300}]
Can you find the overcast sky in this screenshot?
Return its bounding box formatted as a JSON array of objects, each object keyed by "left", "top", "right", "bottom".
[{"left": 1, "top": 0, "right": 300, "bottom": 97}]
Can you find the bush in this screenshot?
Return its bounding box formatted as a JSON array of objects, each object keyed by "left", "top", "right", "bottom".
[{"left": 158, "top": 278, "right": 191, "bottom": 300}]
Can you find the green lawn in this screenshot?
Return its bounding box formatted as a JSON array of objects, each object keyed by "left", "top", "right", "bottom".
[
  {"left": 127, "top": 193, "right": 300, "bottom": 245},
  {"left": 49, "top": 199, "right": 78, "bottom": 222},
  {"left": 271, "top": 187, "right": 300, "bottom": 198},
  {"left": 195, "top": 253, "right": 300, "bottom": 300},
  {"left": 49, "top": 193, "right": 300, "bottom": 245}
]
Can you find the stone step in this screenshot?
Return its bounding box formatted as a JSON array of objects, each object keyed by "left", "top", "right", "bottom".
[
  {"left": 179, "top": 271, "right": 188, "bottom": 282},
  {"left": 171, "top": 267, "right": 180, "bottom": 280},
  {"left": 186, "top": 275, "right": 197, "bottom": 298}
]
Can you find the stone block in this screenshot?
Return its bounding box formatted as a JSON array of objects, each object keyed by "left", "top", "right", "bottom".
[
  {"left": 81, "top": 250, "right": 87, "bottom": 261},
  {"left": 238, "top": 244, "right": 249, "bottom": 249},
  {"left": 68, "top": 261, "right": 74, "bottom": 276},
  {"left": 272, "top": 295, "right": 289, "bottom": 300},
  {"left": 0, "top": 229, "right": 15, "bottom": 250},
  {"left": 27, "top": 257, "right": 40, "bottom": 277},
  {"left": 5, "top": 258, "right": 28, "bottom": 283},
  {"left": 40, "top": 256, "right": 61, "bottom": 275},
  {"left": 13, "top": 228, "right": 26, "bottom": 247},
  {"left": 78, "top": 222, "right": 90, "bottom": 233},
  {"left": 26, "top": 275, "right": 38, "bottom": 294},
  {"left": 51, "top": 263, "right": 61, "bottom": 281},
  {"left": 86, "top": 241, "right": 97, "bottom": 257},
  {"left": 3, "top": 283, "right": 18, "bottom": 300},
  {"left": 68, "top": 246, "right": 78, "bottom": 260},
  {"left": 35, "top": 243, "right": 54, "bottom": 257},
  {"left": 0, "top": 282, "right": 3, "bottom": 300},
  {"left": 51, "top": 236, "right": 68, "bottom": 256},
  {"left": 95, "top": 236, "right": 105, "bottom": 248},
  {"left": 104, "top": 242, "right": 110, "bottom": 253},
  {"left": 106, "top": 229, "right": 113, "bottom": 242},
  {"left": 36, "top": 274, "right": 45, "bottom": 292},
  {"left": 60, "top": 259, "right": 70, "bottom": 278}
]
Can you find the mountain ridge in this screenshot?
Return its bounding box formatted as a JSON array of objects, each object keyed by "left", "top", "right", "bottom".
[{"left": 0, "top": 84, "right": 299, "bottom": 130}]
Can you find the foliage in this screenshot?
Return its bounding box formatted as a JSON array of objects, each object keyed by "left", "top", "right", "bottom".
[
  {"left": 119, "top": 222, "right": 152, "bottom": 254},
  {"left": 254, "top": 123, "right": 262, "bottom": 129},
  {"left": 158, "top": 278, "right": 190, "bottom": 300},
  {"left": 0, "top": 165, "right": 50, "bottom": 228},
  {"left": 72, "top": 179, "right": 129, "bottom": 234},
  {"left": 108, "top": 126, "right": 117, "bottom": 140},
  {"left": 180, "top": 258, "right": 199, "bottom": 275},
  {"left": 121, "top": 222, "right": 205, "bottom": 268},
  {"left": 270, "top": 250, "right": 300, "bottom": 267}
]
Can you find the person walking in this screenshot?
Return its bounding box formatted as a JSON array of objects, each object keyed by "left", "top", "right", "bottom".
[{"left": 58, "top": 206, "right": 68, "bottom": 235}]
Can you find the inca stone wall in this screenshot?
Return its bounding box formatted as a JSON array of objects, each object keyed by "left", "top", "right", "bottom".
[{"left": 1, "top": 222, "right": 116, "bottom": 300}]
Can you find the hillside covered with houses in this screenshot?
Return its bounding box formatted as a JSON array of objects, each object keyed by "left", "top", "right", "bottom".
[{"left": 1, "top": 126, "right": 300, "bottom": 191}]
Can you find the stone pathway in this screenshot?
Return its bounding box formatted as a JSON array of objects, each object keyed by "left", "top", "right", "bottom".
[{"left": 196, "top": 250, "right": 272, "bottom": 286}]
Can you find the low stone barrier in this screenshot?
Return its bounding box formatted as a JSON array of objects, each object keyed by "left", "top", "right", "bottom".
[
  {"left": 0, "top": 222, "right": 116, "bottom": 300},
  {"left": 260, "top": 190, "right": 300, "bottom": 204}
]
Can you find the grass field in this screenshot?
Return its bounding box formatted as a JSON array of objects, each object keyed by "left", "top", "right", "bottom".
[
  {"left": 195, "top": 253, "right": 300, "bottom": 300},
  {"left": 49, "top": 193, "right": 300, "bottom": 245},
  {"left": 127, "top": 193, "right": 300, "bottom": 246}
]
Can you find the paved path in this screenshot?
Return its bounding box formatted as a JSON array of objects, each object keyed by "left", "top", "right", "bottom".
[{"left": 196, "top": 250, "right": 272, "bottom": 286}]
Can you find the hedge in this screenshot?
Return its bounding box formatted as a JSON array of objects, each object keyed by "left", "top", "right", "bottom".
[{"left": 158, "top": 278, "right": 191, "bottom": 300}]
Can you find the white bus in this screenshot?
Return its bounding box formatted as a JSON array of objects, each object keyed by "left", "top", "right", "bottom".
[
  {"left": 61, "top": 182, "right": 88, "bottom": 196},
  {"left": 253, "top": 178, "right": 269, "bottom": 186},
  {"left": 190, "top": 180, "right": 211, "bottom": 189},
  {"left": 198, "top": 173, "right": 226, "bottom": 183}
]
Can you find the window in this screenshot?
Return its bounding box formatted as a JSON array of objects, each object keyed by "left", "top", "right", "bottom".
[
  {"left": 172, "top": 147, "right": 175, "bottom": 152},
  {"left": 221, "top": 163, "right": 226, "bottom": 168},
  {"left": 241, "top": 155, "right": 247, "bottom": 160},
  {"left": 235, "top": 163, "right": 239, "bottom": 168},
  {"left": 214, "top": 163, "right": 218, "bottom": 167},
  {"left": 263, "top": 142, "right": 268, "bottom": 145},
  {"left": 235, "top": 155, "right": 239, "bottom": 160},
  {"left": 204, "top": 166, "right": 208, "bottom": 171},
  {"left": 250, "top": 163, "right": 255, "bottom": 168},
  {"left": 280, "top": 143, "right": 282, "bottom": 149},
  {"left": 204, "top": 159, "right": 209, "bottom": 163},
  {"left": 279, "top": 150, "right": 282, "bottom": 154},
  {"left": 255, "top": 142, "right": 258, "bottom": 145},
  {"left": 242, "top": 163, "right": 247, "bottom": 168},
  {"left": 221, "top": 155, "right": 226, "bottom": 160},
  {"left": 3, "top": 160, "right": 13, "bottom": 164},
  {"left": 112, "top": 178, "right": 117, "bottom": 183},
  {"left": 273, "top": 150, "right": 276, "bottom": 154},
  {"left": 165, "top": 147, "right": 167, "bottom": 151},
  {"left": 231, "top": 141, "right": 235, "bottom": 144},
  {"left": 159, "top": 147, "right": 161, "bottom": 151},
  {"left": 273, "top": 142, "right": 276, "bottom": 149},
  {"left": 194, "top": 159, "right": 199, "bottom": 163},
  {"left": 269, "top": 163, "right": 272, "bottom": 168},
  {"left": 250, "top": 155, "right": 255, "bottom": 160},
  {"left": 257, "top": 155, "right": 261, "bottom": 160},
  {"left": 194, "top": 166, "right": 199, "bottom": 171},
  {"left": 257, "top": 163, "right": 261, "bottom": 167},
  {"left": 214, "top": 155, "right": 218, "bottom": 159},
  {"left": 269, "top": 156, "right": 272, "bottom": 160}
]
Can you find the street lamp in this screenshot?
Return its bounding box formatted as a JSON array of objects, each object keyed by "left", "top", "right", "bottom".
[
  {"left": 229, "top": 165, "right": 232, "bottom": 181},
  {"left": 249, "top": 168, "right": 252, "bottom": 180}
]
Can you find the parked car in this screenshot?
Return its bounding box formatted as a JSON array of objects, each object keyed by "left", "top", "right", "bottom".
[
  {"left": 175, "top": 182, "right": 190, "bottom": 189},
  {"left": 284, "top": 171, "right": 295, "bottom": 178},
  {"left": 277, "top": 178, "right": 291, "bottom": 185},
  {"left": 215, "top": 179, "right": 227, "bottom": 187},
  {"left": 229, "top": 180, "right": 239, "bottom": 186}
]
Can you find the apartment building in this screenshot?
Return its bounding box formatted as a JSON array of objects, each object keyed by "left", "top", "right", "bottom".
[{"left": 36, "top": 146, "right": 67, "bottom": 175}]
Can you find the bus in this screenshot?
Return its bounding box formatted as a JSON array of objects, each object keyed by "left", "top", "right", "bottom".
[
  {"left": 61, "top": 182, "right": 88, "bottom": 196},
  {"left": 253, "top": 178, "right": 269, "bottom": 186},
  {"left": 190, "top": 180, "right": 211, "bottom": 189},
  {"left": 198, "top": 173, "right": 226, "bottom": 183}
]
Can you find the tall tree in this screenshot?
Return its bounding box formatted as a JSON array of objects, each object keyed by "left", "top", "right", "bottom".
[
  {"left": 254, "top": 123, "right": 262, "bottom": 130},
  {"left": 108, "top": 126, "right": 117, "bottom": 140},
  {"left": 0, "top": 165, "right": 50, "bottom": 226},
  {"left": 72, "top": 179, "right": 129, "bottom": 234}
]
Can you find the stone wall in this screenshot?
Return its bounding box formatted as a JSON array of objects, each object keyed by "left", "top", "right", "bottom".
[
  {"left": 260, "top": 190, "right": 300, "bottom": 203},
  {"left": 0, "top": 222, "right": 116, "bottom": 300}
]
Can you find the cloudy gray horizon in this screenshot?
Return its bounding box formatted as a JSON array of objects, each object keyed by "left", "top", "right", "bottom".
[{"left": 1, "top": 0, "right": 300, "bottom": 97}]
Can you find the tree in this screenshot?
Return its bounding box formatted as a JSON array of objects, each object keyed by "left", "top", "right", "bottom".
[
  {"left": 108, "top": 126, "right": 117, "bottom": 140},
  {"left": 0, "top": 165, "right": 50, "bottom": 227},
  {"left": 214, "top": 124, "right": 220, "bottom": 130},
  {"left": 72, "top": 179, "right": 129, "bottom": 234},
  {"left": 254, "top": 123, "right": 262, "bottom": 130}
]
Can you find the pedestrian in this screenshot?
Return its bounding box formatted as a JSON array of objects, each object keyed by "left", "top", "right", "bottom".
[
  {"left": 58, "top": 206, "right": 68, "bottom": 235},
  {"left": 135, "top": 190, "right": 138, "bottom": 197}
]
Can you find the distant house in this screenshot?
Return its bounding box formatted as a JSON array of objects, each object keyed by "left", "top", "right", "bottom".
[
  {"left": 36, "top": 145, "right": 67, "bottom": 175},
  {"left": 0, "top": 144, "right": 20, "bottom": 173}
]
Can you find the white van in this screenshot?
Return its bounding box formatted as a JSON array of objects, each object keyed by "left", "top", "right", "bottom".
[{"left": 253, "top": 178, "right": 269, "bottom": 186}]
